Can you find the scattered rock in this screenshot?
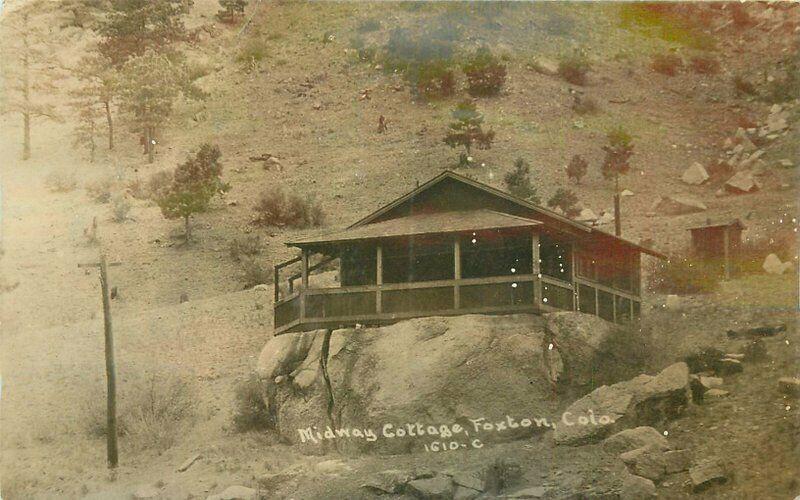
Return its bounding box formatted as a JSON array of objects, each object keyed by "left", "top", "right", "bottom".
[
  {"left": 252, "top": 284, "right": 269, "bottom": 292},
  {"left": 665, "top": 294, "right": 682, "bottom": 309},
  {"left": 453, "top": 485, "right": 482, "bottom": 500},
  {"left": 504, "top": 486, "right": 548, "bottom": 498},
  {"left": 778, "top": 159, "right": 794, "bottom": 168},
  {"left": 529, "top": 57, "right": 559, "bottom": 76},
  {"left": 725, "top": 171, "right": 760, "bottom": 194},
  {"left": 363, "top": 469, "right": 415, "bottom": 494},
  {"left": 620, "top": 447, "right": 667, "bottom": 482},
  {"left": 312, "top": 101, "right": 323, "bottom": 110},
  {"left": 206, "top": 485, "right": 257, "bottom": 500},
  {"left": 176, "top": 453, "right": 201, "bottom": 472},
  {"left": 620, "top": 473, "right": 655, "bottom": 499},
  {"left": 650, "top": 195, "right": 707, "bottom": 215},
  {"left": 689, "top": 460, "right": 727, "bottom": 492},
  {"left": 314, "top": 459, "right": 350, "bottom": 475},
  {"left": 132, "top": 485, "right": 161, "bottom": 499},
  {"left": 778, "top": 377, "right": 800, "bottom": 397},
  {"left": 179, "top": 292, "right": 189, "bottom": 303},
  {"left": 724, "top": 353, "right": 745, "bottom": 360},
  {"left": 450, "top": 472, "right": 483, "bottom": 492},
  {"left": 576, "top": 208, "right": 598, "bottom": 223},
  {"left": 596, "top": 212, "right": 615, "bottom": 225},
  {"left": 603, "top": 427, "right": 670, "bottom": 454},
  {"left": 704, "top": 388, "right": 730, "bottom": 398},
  {"left": 681, "top": 162, "right": 710, "bottom": 185},
  {"left": 621, "top": 189, "right": 634, "bottom": 197},
  {"left": 698, "top": 376, "right": 723, "bottom": 389},
  {"left": 762, "top": 253, "right": 793, "bottom": 275},
  {"left": 554, "top": 363, "right": 690, "bottom": 445},
  {"left": 257, "top": 470, "right": 299, "bottom": 491},
  {"left": 765, "top": 113, "right": 788, "bottom": 133},
  {"left": 713, "top": 358, "right": 743, "bottom": 376},
  {"left": 406, "top": 474, "right": 454, "bottom": 500}
]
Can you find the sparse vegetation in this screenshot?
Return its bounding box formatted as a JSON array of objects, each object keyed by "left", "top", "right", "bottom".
[
  {"left": 356, "top": 17, "right": 381, "bottom": 33},
  {"left": 650, "top": 53, "right": 683, "bottom": 76},
  {"left": 232, "top": 374, "right": 272, "bottom": 432},
  {"left": 239, "top": 257, "right": 271, "bottom": 289},
  {"left": 84, "top": 368, "right": 197, "bottom": 453},
  {"left": 85, "top": 176, "right": 116, "bottom": 203},
  {"left": 689, "top": 55, "right": 720, "bottom": 75},
  {"left": 571, "top": 93, "right": 598, "bottom": 115},
  {"left": 504, "top": 158, "right": 539, "bottom": 203},
  {"left": 146, "top": 170, "right": 174, "bottom": 200},
  {"left": 557, "top": 49, "right": 590, "bottom": 85},
  {"left": 253, "top": 187, "right": 325, "bottom": 228},
  {"left": 236, "top": 37, "right": 269, "bottom": 70},
  {"left": 547, "top": 188, "right": 580, "bottom": 217},
  {"left": 733, "top": 74, "right": 757, "bottom": 97},
  {"left": 229, "top": 235, "right": 262, "bottom": 261},
  {"left": 110, "top": 193, "right": 131, "bottom": 222},
  {"left": 566, "top": 154, "right": 588, "bottom": 184},
  {"left": 443, "top": 101, "right": 495, "bottom": 167},
  {"left": 44, "top": 169, "right": 78, "bottom": 193},
  {"left": 647, "top": 255, "right": 720, "bottom": 295},
  {"left": 462, "top": 45, "right": 507, "bottom": 97}
]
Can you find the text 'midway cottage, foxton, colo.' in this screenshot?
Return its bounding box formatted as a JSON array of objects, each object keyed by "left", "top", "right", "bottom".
[{"left": 273, "top": 171, "right": 664, "bottom": 334}]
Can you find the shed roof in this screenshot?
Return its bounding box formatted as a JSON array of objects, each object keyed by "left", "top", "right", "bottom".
[
  {"left": 688, "top": 218, "right": 746, "bottom": 231},
  {"left": 287, "top": 209, "right": 542, "bottom": 248}
]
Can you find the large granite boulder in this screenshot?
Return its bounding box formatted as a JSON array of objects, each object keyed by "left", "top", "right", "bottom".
[{"left": 258, "top": 313, "right": 625, "bottom": 455}]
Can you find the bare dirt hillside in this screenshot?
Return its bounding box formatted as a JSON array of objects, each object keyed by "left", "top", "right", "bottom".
[{"left": 1, "top": 1, "right": 798, "bottom": 499}]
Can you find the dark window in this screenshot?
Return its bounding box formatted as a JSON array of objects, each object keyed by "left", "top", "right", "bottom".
[
  {"left": 382, "top": 240, "right": 454, "bottom": 284},
  {"left": 340, "top": 245, "right": 377, "bottom": 286},
  {"left": 461, "top": 232, "right": 532, "bottom": 279},
  {"left": 541, "top": 235, "right": 571, "bottom": 281},
  {"left": 578, "top": 284, "right": 596, "bottom": 314},
  {"left": 598, "top": 289, "right": 614, "bottom": 322}
]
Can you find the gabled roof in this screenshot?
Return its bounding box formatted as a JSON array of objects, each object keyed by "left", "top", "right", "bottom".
[
  {"left": 346, "top": 170, "right": 664, "bottom": 258},
  {"left": 288, "top": 209, "right": 542, "bottom": 247}
]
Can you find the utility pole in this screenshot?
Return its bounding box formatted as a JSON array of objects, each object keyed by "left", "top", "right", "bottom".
[
  {"left": 78, "top": 254, "right": 121, "bottom": 469},
  {"left": 614, "top": 176, "right": 622, "bottom": 237}
]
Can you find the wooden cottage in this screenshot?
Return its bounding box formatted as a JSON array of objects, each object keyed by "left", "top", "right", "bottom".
[
  {"left": 688, "top": 219, "right": 746, "bottom": 280},
  {"left": 273, "top": 171, "right": 664, "bottom": 334}
]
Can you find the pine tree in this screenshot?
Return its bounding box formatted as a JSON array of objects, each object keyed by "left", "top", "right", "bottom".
[
  {"left": 70, "top": 90, "right": 104, "bottom": 162},
  {"left": 547, "top": 188, "right": 580, "bottom": 217},
  {"left": 504, "top": 158, "right": 540, "bottom": 204},
  {"left": 72, "top": 53, "right": 118, "bottom": 151},
  {"left": 118, "top": 51, "right": 186, "bottom": 163},
  {"left": 566, "top": 154, "right": 588, "bottom": 184},
  {"left": 601, "top": 126, "right": 634, "bottom": 236},
  {"left": 217, "top": 0, "right": 248, "bottom": 23},
  {"left": 0, "top": 7, "right": 64, "bottom": 160},
  {"left": 443, "top": 101, "right": 495, "bottom": 167},
  {"left": 156, "top": 144, "right": 230, "bottom": 242},
  {"left": 97, "top": 0, "right": 189, "bottom": 67}
]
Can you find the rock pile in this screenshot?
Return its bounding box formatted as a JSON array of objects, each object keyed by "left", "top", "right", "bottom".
[{"left": 554, "top": 362, "right": 691, "bottom": 445}]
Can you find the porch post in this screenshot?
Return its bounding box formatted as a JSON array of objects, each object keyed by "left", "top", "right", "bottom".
[
  {"left": 300, "top": 250, "right": 308, "bottom": 321},
  {"left": 532, "top": 232, "right": 542, "bottom": 307},
  {"left": 273, "top": 264, "right": 280, "bottom": 303},
  {"left": 571, "top": 245, "right": 577, "bottom": 311},
  {"left": 376, "top": 244, "right": 383, "bottom": 314},
  {"left": 453, "top": 238, "right": 461, "bottom": 309}
]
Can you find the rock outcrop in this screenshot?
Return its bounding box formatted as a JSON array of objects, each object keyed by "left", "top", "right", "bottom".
[
  {"left": 554, "top": 362, "right": 691, "bottom": 445},
  {"left": 257, "top": 313, "right": 626, "bottom": 455}
]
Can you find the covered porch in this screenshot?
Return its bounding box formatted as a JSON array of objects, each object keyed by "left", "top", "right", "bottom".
[{"left": 273, "top": 210, "right": 640, "bottom": 334}]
